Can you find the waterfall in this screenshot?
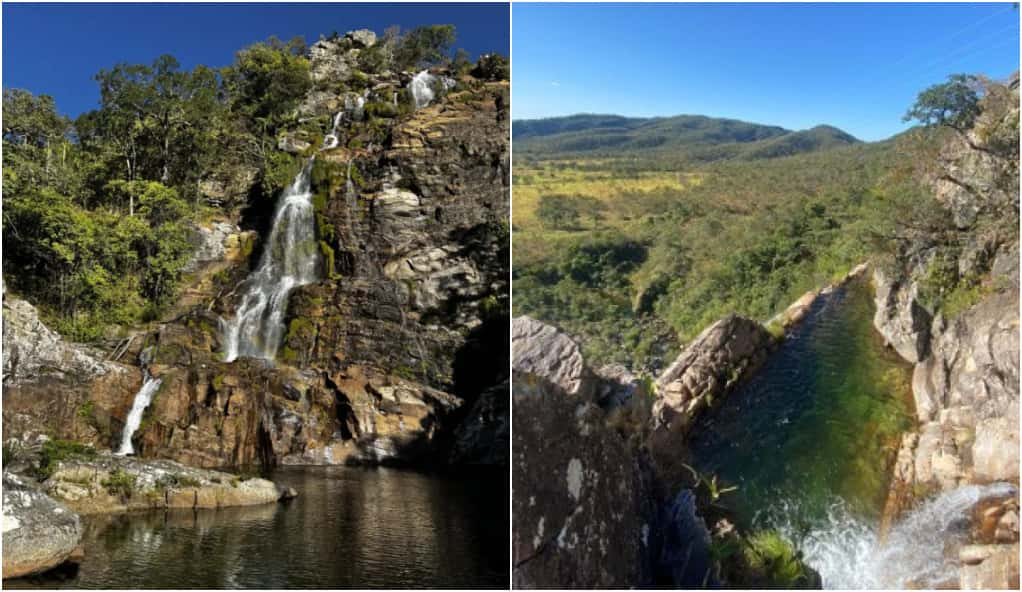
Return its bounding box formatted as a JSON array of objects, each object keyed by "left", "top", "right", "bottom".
[
  {"left": 219, "top": 110, "right": 353, "bottom": 361},
  {"left": 115, "top": 374, "right": 162, "bottom": 456},
  {"left": 221, "top": 161, "right": 323, "bottom": 362},
  {"left": 409, "top": 71, "right": 436, "bottom": 108},
  {"left": 773, "top": 482, "right": 1018, "bottom": 589},
  {"left": 322, "top": 112, "right": 344, "bottom": 149}
]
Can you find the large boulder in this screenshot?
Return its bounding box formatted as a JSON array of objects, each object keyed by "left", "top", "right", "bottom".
[
  {"left": 2, "top": 297, "right": 122, "bottom": 385},
  {"left": 511, "top": 316, "right": 595, "bottom": 398},
  {"left": 512, "top": 375, "right": 657, "bottom": 588},
  {"left": 2, "top": 472, "right": 83, "bottom": 579},
  {"left": 872, "top": 267, "right": 931, "bottom": 364},
  {"left": 898, "top": 288, "right": 1020, "bottom": 491},
  {"left": 41, "top": 454, "right": 282, "bottom": 515}
]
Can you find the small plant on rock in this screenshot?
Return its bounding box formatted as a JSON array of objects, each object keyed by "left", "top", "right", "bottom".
[{"left": 101, "top": 469, "right": 136, "bottom": 499}]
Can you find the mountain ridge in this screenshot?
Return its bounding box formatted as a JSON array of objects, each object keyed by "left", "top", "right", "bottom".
[{"left": 513, "top": 113, "right": 862, "bottom": 161}]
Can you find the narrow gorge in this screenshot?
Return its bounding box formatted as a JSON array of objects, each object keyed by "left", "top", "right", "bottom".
[{"left": 511, "top": 74, "right": 1019, "bottom": 589}]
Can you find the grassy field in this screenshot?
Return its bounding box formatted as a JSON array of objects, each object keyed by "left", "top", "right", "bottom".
[{"left": 512, "top": 141, "right": 915, "bottom": 371}]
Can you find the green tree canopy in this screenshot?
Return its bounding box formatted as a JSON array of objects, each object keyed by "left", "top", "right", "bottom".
[
  {"left": 222, "top": 36, "right": 311, "bottom": 135},
  {"left": 393, "top": 25, "right": 457, "bottom": 70},
  {"left": 903, "top": 74, "right": 981, "bottom": 132}
]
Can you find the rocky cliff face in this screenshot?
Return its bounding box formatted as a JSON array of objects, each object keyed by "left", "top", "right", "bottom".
[
  {"left": 511, "top": 316, "right": 817, "bottom": 588},
  {"left": 875, "top": 75, "right": 1019, "bottom": 588},
  {"left": 2, "top": 30, "right": 509, "bottom": 471}
]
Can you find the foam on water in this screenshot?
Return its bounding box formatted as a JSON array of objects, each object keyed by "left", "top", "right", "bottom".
[{"left": 771, "top": 482, "right": 1017, "bottom": 589}]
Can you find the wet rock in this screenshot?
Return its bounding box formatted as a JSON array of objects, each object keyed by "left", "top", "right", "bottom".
[
  {"left": 512, "top": 316, "right": 595, "bottom": 398},
  {"left": 2, "top": 472, "right": 83, "bottom": 579},
  {"left": 657, "top": 489, "right": 714, "bottom": 587},
  {"left": 959, "top": 543, "right": 1020, "bottom": 589},
  {"left": 278, "top": 487, "right": 299, "bottom": 501}
]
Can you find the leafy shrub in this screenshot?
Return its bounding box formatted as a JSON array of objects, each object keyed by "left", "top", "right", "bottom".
[
  {"left": 37, "top": 439, "right": 96, "bottom": 479},
  {"left": 471, "top": 53, "right": 509, "bottom": 81},
  {"left": 101, "top": 469, "right": 136, "bottom": 498}
]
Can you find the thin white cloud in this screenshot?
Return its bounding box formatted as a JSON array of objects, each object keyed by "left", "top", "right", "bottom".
[{"left": 549, "top": 81, "right": 561, "bottom": 87}]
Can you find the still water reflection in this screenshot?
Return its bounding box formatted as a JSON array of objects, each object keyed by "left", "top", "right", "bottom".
[{"left": 9, "top": 465, "right": 508, "bottom": 589}]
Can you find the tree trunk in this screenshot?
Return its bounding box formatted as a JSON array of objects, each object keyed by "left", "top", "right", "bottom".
[{"left": 161, "top": 132, "right": 171, "bottom": 184}]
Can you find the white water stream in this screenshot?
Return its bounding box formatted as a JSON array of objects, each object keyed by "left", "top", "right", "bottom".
[
  {"left": 115, "top": 374, "right": 163, "bottom": 456},
  {"left": 408, "top": 70, "right": 455, "bottom": 109},
  {"left": 774, "top": 482, "right": 1018, "bottom": 589},
  {"left": 220, "top": 113, "right": 350, "bottom": 362}
]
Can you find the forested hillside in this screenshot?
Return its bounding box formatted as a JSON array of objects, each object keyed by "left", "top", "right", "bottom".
[{"left": 2, "top": 26, "right": 507, "bottom": 342}]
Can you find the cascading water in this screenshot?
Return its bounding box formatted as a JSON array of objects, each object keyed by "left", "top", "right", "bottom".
[
  {"left": 687, "top": 277, "right": 1016, "bottom": 589},
  {"left": 115, "top": 374, "right": 163, "bottom": 456},
  {"left": 322, "top": 112, "right": 344, "bottom": 149},
  {"left": 409, "top": 71, "right": 436, "bottom": 108},
  {"left": 408, "top": 70, "right": 456, "bottom": 109},
  {"left": 774, "top": 482, "right": 1018, "bottom": 589},
  {"left": 220, "top": 114, "right": 346, "bottom": 361}
]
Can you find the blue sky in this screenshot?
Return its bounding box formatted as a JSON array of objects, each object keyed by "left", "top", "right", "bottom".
[
  {"left": 513, "top": 2, "right": 1019, "bottom": 141},
  {"left": 2, "top": 2, "right": 509, "bottom": 118}
]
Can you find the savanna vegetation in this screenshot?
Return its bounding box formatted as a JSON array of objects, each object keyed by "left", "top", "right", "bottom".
[
  {"left": 3, "top": 25, "right": 507, "bottom": 342},
  {"left": 512, "top": 73, "right": 1015, "bottom": 371}
]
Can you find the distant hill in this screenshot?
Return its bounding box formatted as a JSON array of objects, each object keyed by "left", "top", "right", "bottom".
[{"left": 513, "top": 114, "right": 860, "bottom": 161}]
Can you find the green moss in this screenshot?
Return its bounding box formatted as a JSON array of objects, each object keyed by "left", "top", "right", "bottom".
[
  {"left": 764, "top": 320, "right": 786, "bottom": 340},
  {"left": 319, "top": 241, "right": 340, "bottom": 280},
  {"left": 240, "top": 235, "right": 256, "bottom": 259},
  {"left": 941, "top": 282, "right": 990, "bottom": 319},
  {"left": 77, "top": 401, "right": 96, "bottom": 419},
  {"left": 212, "top": 374, "right": 226, "bottom": 391},
  {"left": 281, "top": 346, "right": 299, "bottom": 364},
  {"left": 349, "top": 165, "right": 366, "bottom": 188},
  {"left": 393, "top": 365, "right": 417, "bottom": 380},
  {"left": 101, "top": 468, "right": 136, "bottom": 498},
  {"left": 365, "top": 101, "right": 399, "bottom": 119},
  {"left": 741, "top": 530, "right": 812, "bottom": 588},
  {"left": 37, "top": 439, "right": 96, "bottom": 479},
  {"left": 479, "top": 294, "right": 502, "bottom": 319}
]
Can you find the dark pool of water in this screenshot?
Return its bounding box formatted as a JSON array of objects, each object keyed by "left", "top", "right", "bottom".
[
  {"left": 688, "top": 277, "right": 914, "bottom": 528},
  {"left": 9, "top": 465, "right": 508, "bottom": 589}
]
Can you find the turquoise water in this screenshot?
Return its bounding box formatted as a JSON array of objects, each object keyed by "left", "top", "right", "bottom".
[{"left": 689, "top": 277, "right": 915, "bottom": 529}]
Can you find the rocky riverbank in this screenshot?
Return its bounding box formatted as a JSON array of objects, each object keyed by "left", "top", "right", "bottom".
[
  {"left": 873, "top": 74, "right": 1019, "bottom": 588},
  {"left": 2, "top": 443, "right": 293, "bottom": 580}
]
